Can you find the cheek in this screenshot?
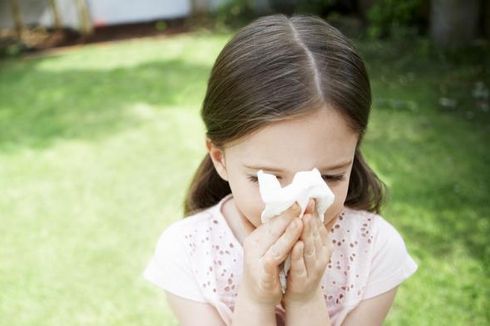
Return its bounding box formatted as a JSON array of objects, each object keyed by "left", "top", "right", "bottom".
[
  {"left": 323, "top": 180, "right": 350, "bottom": 225},
  {"left": 227, "top": 175, "right": 264, "bottom": 227}
]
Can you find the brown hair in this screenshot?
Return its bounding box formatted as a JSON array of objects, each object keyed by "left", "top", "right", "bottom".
[{"left": 183, "top": 14, "right": 387, "bottom": 216}]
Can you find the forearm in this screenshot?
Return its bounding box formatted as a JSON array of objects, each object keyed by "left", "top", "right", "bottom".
[
  {"left": 284, "top": 289, "right": 331, "bottom": 326},
  {"left": 231, "top": 287, "right": 277, "bottom": 326}
]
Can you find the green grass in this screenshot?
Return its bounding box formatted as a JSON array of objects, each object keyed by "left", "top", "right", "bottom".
[{"left": 0, "top": 30, "right": 488, "bottom": 325}]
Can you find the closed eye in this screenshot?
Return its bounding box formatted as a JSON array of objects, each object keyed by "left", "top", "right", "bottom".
[
  {"left": 247, "top": 174, "right": 345, "bottom": 183},
  {"left": 323, "top": 174, "right": 345, "bottom": 182}
]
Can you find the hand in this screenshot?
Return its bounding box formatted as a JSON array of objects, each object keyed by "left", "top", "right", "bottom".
[
  {"left": 284, "top": 199, "right": 333, "bottom": 304},
  {"left": 239, "top": 203, "right": 304, "bottom": 306}
]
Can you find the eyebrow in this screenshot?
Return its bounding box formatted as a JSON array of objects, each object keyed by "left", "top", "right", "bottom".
[{"left": 244, "top": 159, "right": 353, "bottom": 173}]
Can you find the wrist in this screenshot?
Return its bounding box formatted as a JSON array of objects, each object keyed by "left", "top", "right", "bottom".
[
  {"left": 236, "top": 283, "right": 279, "bottom": 309},
  {"left": 233, "top": 286, "right": 277, "bottom": 326},
  {"left": 283, "top": 287, "right": 323, "bottom": 308},
  {"left": 283, "top": 288, "right": 331, "bottom": 326}
]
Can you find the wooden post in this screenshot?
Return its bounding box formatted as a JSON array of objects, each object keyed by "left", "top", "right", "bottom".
[
  {"left": 191, "top": 0, "right": 208, "bottom": 18},
  {"left": 48, "top": 0, "right": 63, "bottom": 30},
  {"left": 75, "top": 0, "right": 93, "bottom": 36},
  {"left": 9, "top": 0, "right": 24, "bottom": 39}
]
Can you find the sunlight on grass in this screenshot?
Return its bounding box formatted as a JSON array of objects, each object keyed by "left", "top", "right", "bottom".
[
  {"left": 34, "top": 32, "right": 230, "bottom": 72},
  {"left": 0, "top": 106, "right": 204, "bottom": 325}
]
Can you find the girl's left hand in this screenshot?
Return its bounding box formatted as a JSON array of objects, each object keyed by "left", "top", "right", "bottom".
[{"left": 284, "top": 199, "right": 333, "bottom": 303}]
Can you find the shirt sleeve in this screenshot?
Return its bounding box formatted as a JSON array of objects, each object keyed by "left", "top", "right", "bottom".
[
  {"left": 143, "top": 222, "right": 207, "bottom": 303},
  {"left": 363, "top": 216, "right": 418, "bottom": 300}
]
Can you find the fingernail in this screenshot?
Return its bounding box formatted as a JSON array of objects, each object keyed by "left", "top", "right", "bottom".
[
  {"left": 308, "top": 199, "right": 315, "bottom": 210},
  {"left": 292, "top": 202, "right": 300, "bottom": 213}
]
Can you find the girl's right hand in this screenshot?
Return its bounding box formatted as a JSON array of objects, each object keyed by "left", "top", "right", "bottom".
[{"left": 239, "top": 203, "right": 304, "bottom": 306}]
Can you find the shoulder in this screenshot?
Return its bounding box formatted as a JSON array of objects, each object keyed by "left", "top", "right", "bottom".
[
  {"left": 146, "top": 206, "right": 216, "bottom": 269},
  {"left": 338, "top": 206, "right": 406, "bottom": 246},
  {"left": 156, "top": 207, "right": 217, "bottom": 247},
  {"left": 340, "top": 206, "right": 418, "bottom": 299},
  {"left": 143, "top": 206, "right": 220, "bottom": 303}
]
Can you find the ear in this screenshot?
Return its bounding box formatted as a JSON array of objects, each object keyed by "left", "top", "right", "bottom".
[{"left": 206, "top": 138, "right": 229, "bottom": 182}]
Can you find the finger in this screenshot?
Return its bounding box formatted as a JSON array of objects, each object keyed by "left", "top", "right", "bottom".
[
  {"left": 251, "top": 202, "right": 301, "bottom": 256},
  {"left": 316, "top": 215, "right": 328, "bottom": 238},
  {"left": 262, "top": 217, "right": 303, "bottom": 267},
  {"left": 259, "top": 261, "right": 279, "bottom": 292},
  {"left": 313, "top": 221, "right": 323, "bottom": 254},
  {"left": 315, "top": 216, "right": 330, "bottom": 247},
  {"left": 304, "top": 198, "right": 315, "bottom": 216},
  {"left": 289, "top": 240, "right": 307, "bottom": 278},
  {"left": 302, "top": 214, "right": 317, "bottom": 270},
  {"left": 314, "top": 217, "right": 332, "bottom": 262}
]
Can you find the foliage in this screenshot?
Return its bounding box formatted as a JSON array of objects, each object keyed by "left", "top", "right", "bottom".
[
  {"left": 366, "top": 0, "right": 423, "bottom": 39},
  {"left": 211, "top": 0, "right": 257, "bottom": 29},
  {"left": 210, "top": 0, "right": 336, "bottom": 29}
]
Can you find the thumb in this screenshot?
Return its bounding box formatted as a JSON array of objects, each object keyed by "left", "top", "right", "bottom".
[{"left": 240, "top": 212, "right": 256, "bottom": 238}]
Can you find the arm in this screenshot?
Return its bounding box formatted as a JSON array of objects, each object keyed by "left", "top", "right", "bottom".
[
  {"left": 342, "top": 287, "right": 398, "bottom": 326},
  {"left": 284, "top": 286, "right": 398, "bottom": 326},
  {"left": 165, "top": 288, "right": 277, "bottom": 326},
  {"left": 232, "top": 286, "right": 277, "bottom": 326},
  {"left": 165, "top": 291, "right": 226, "bottom": 326},
  {"left": 284, "top": 288, "right": 331, "bottom": 326}
]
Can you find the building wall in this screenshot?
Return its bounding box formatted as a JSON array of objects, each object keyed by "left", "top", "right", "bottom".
[{"left": 0, "top": 0, "right": 199, "bottom": 30}]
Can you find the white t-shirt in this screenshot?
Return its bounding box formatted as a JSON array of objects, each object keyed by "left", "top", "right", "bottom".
[{"left": 143, "top": 194, "right": 418, "bottom": 325}]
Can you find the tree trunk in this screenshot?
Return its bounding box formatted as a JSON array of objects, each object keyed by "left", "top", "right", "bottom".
[
  {"left": 430, "top": 0, "right": 480, "bottom": 47},
  {"left": 484, "top": 0, "right": 490, "bottom": 39}
]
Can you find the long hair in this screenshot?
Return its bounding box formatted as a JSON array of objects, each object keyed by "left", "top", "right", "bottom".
[{"left": 184, "top": 14, "right": 387, "bottom": 216}]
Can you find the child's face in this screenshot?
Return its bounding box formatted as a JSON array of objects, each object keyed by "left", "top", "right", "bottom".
[{"left": 207, "top": 106, "right": 358, "bottom": 229}]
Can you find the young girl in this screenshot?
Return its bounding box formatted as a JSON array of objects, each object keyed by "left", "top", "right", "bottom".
[{"left": 143, "top": 14, "right": 418, "bottom": 326}]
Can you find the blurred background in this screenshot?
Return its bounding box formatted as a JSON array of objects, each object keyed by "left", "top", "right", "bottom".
[{"left": 0, "top": 0, "right": 488, "bottom": 325}]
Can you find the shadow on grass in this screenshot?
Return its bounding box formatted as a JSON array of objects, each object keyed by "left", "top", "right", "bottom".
[
  {"left": 356, "top": 39, "right": 489, "bottom": 268},
  {"left": 364, "top": 108, "right": 489, "bottom": 267},
  {"left": 393, "top": 176, "right": 489, "bottom": 267},
  {"left": 358, "top": 38, "right": 490, "bottom": 128},
  {"left": 0, "top": 57, "right": 211, "bottom": 152},
  {"left": 1, "top": 38, "right": 488, "bottom": 269}
]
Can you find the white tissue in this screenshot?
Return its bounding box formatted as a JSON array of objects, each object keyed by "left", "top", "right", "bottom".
[{"left": 257, "top": 168, "right": 335, "bottom": 293}]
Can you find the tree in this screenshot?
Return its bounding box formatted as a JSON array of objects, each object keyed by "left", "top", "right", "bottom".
[{"left": 430, "top": 0, "right": 480, "bottom": 47}]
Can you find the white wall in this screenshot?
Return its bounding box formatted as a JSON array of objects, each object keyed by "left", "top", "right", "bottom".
[
  {"left": 0, "top": 0, "right": 195, "bottom": 30},
  {"left": 88, "top": 0, "right": 191, "bottom": 27}
]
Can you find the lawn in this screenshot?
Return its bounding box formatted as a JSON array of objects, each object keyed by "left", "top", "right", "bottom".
[{"left": 0, "top": 28, "right": 488, "bottom": 325}]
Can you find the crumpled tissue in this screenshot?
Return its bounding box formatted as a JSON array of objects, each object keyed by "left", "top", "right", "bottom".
[{"left": 257, "top": 168, "right": 335, "bottom": 293}]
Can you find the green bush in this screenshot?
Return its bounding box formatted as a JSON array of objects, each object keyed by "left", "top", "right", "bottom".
[
  {"left": 367, "top": 0, "right": 423, "bottom": 39},
  {"left": 211, "top": 0, "right": 336, "bottom": 29},
  {"left": 212, "top": 0, "right": 257, "bottom": 29}
]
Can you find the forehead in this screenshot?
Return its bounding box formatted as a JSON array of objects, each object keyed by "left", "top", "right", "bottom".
[{"left": 225, "top": 108, "right": 358, "bottom": 171}]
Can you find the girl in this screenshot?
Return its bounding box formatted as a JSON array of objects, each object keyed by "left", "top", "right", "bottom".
[{"left": 143, "top": 14, "right": 418, "bottom": 326}]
